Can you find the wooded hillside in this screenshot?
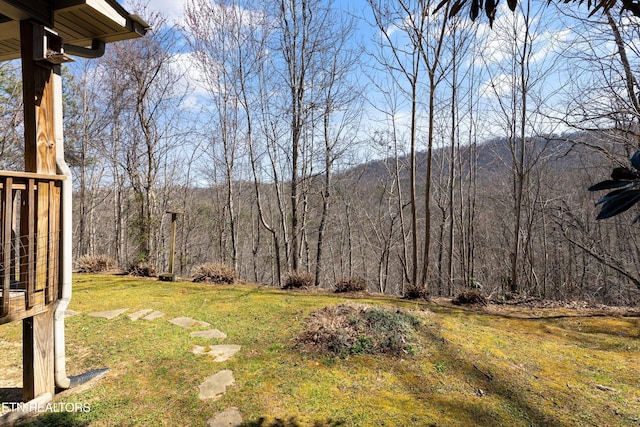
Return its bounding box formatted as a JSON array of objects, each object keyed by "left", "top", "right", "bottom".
[{"left": 1, "top": 0, "right": 639, "bottom": 305}]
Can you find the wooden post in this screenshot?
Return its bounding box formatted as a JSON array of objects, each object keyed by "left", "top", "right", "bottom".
[
  {"left": 169, "top": 212, "right": 179, "bottom": 276},
  {"left": 160, "top": 211, "right": 183, "bottom": 282},
  {"left": 21, "top": 22, "right": 57, "bottom": 175},
  {"left": 22, "top": 307, "right": 54, "bottom": 400},
  {"left": 20, "top": 19, "right": 60, "bottom": 401}
]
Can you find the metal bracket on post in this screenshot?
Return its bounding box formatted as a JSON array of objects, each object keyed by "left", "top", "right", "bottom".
[{"left": 32, "top": 26, "right": 73, "bottom": 65}]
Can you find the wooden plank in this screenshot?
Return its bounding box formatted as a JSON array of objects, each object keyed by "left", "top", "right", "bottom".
[
  {"left": 21, "top": 20, "right": 39, "bottom": 175},
  {"left": 53, "top": 183, "right": 61, "bottom": 301},
  {"left": 56, "top": 0, "right": 127, "bottom": 28},
  {"left": 21, "top": 178, "right": 35, "bottom": 309},
  {"left": 13, "top": 18, "right": 62, "bottom": 404},
  {"left": 22, "top": 307, "right": 55, "bottom": 401},
  {"left": 0, "top": 20, "right": 20, "bottom": 41},
  {"left": 53, "top": 3, "right": 134, "bottom": 48},
  {"left": 0, "top": 181, "right": 26, "bottom": 191},
  {"left": 0, "top": 1, "right": 53, "bottom": 26},
  {"left": 76, "top": 8, "right": 121, "bottom": 35},
  {"left": 0, "top": 1, "right": 144, "bottom": 62},
  {"left": 46, "top": 181, "right": 57, "bottom": 303},
  {"left": 1, "top": 177, "right": 12, "bottom": 317},
  {"left": 49, "top": 14, "right": 84, "bottom": 41},
  {"left": 10, "top": 188, "right": 17, "bottom": 285},
  {"left": 0, "top": 290, "right": 47, "bottom": 325},
  {"left": 0, "top": 37, "right": 20, "bottom": 50},
  {"left": 35, "top": 58, "right": 57, "bottom": 175},
  {"left": 0, "top": 170, "right": 66, "bottom": 181},
  {"left": 35, "top": 181, "right": 49, "bottom": 292},
  {"left": 0, "top": 392, "right": 52, "bottom": 425},
  {"left": 54, "top": 10, "right": 118, "bottom": 42}
]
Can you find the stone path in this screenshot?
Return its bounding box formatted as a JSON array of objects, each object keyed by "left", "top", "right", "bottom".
[
  {"left": 169, "top": 316, "right": 211, "bottom": 328},
  {"left": 128, "top": 309, "right": 153, "bottom": 320},
  {"left": 192, "top": 344, "right": 241, "bottom": 362},
  {"left": 198, "top": 369, "right": 235, "bottom": 400},
  {"left": 143, "top": 310, "right": 164, "bottom": 321},
  {"left": 207, "top": 407, "right": 243, "bottom": 427},
  {"left": 191, "top": 329, "right": 227, "bottom": 339},
  {"left": 86, "top": 307, "right": 244, "bottom": 426},
  {"left": 87, "top": 308, "right": 129, "bottom": 319}
]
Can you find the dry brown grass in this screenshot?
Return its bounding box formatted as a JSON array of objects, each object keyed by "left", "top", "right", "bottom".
[
  {"left": 192, "top": 262, "right": 236, "bottom": 284},
  {"left": 126, "top": 262, "right": 156, "bottom": 277},
  {"left": 283, "top": 272, "right": 314, "bottom": 289},
  {"left": 334, "top": 277, "right": 367, "bottom": 293},
  {"left": 76, "top": 254, "right": 117, "bottom": 273},
  {"left": 452, "top": 291, "right": 488, "bottom": 306}
]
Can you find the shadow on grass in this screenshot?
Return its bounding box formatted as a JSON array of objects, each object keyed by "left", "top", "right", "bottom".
[
  {"left": 542, "top": 316, "right": 640, "bottom": 339},
  {"left": 440, "top": 305, "right": 640, "bottom": 351},
  {"left": 14, "top": 411, "right": 90, "bottom": 427},
  {"left": 242, "top": 418, "right": 345, "bottom": 427},
  {"left": 0, "top": 389, "right": 92, "bottom": 427},
  {"left": 0, "top": 387, "right": 22, "bottom": 403},
  {"left": 407, "top": 323, "right": 565, "bottom": 427}
]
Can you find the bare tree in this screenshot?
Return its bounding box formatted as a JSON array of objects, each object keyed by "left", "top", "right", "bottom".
[
  {"left": 0, "top": 63, "right": 24, "bottom": 169},
  {"left": 367, "top": 0, "right": 454, "bottom": 293},
  {"left": 312, "top": 10, "right": 362, "bottom": 287},
  {"left": 98, "top": 9, "right": 188, "bottom": 266},
  {"left": 64, "top": 61, "right": 110, "bottom": 257},
  {"left": 480, "top": 0, "right": 561, "bottom": 293},
  {"left": 271, "top": 0, "right": 347, "bottom": 273},
  {"left": 367, "top": 0, "right": 425, "bottom": 291},
  {"left": 553, "top": 5, "right": 640, "bottom": 297}
]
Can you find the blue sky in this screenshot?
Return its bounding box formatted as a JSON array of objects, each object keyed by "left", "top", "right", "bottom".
[{"left": 116, "top": 0, "right": 634, "bottom": 153}]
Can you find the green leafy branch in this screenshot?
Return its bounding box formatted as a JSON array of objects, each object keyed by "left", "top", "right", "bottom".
[{"left": 589, "top": 151, "right": 640, "bottom": 223}]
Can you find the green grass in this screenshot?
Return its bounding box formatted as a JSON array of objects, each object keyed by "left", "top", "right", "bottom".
[{"left": 2, "top": 274, "right": 640, "bottom": 426}]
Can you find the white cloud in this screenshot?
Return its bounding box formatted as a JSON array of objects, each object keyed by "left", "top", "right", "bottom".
[
  {"left": 529, "top": 28, "right": 570, "bottom": 63},
  {"left": 123, "top": 0, "right": 187, "bottom": 25},
  {"left": 471, "top": 2, "right": 571, "bottom": 68},
  {"left": 479, "top": 72, "right": 516, "bottom": 98},
  {"left": 171, "top": 51, "right": 209, "bottom": 94}
]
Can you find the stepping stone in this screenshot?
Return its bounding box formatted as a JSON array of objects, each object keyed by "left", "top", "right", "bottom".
[
  {"left": 169, "top": 316, "right": 211, "bottom": 328},
  {"left": 143, "top": 311, "right": 165, "bottom": 321},
  {"left": 128, "top": 309, "right": 153, "bottom": 321},
  {"left": 64, "top": 309, "right": 80, "bottom": 318},
  {"left": 190, "top": 329, "right": 227, "bottom": 340},
  {"left": 207, "top": 407, "right": 242, "bottom": 427},
  {"left": 192, "top": 345, "right": 241, "bottom": 362},
  {"left": 88, "top": 308, "right": 128, "bottom": 320},
  {"left": 198, "top": 370, "right": 234, "bottom": 400}
]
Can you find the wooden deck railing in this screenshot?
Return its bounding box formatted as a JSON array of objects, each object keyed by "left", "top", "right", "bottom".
[{"left": 0, "top": 170, "right": 64, "bottom": 324}]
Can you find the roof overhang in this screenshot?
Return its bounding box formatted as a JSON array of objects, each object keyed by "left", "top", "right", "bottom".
[{"left": 0, "top": 0, "right": 149, "bottom": 62}]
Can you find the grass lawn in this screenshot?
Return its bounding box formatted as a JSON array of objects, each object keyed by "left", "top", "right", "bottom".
[{"left": 1, "top": 274, "right": 639, "bottom": 426}]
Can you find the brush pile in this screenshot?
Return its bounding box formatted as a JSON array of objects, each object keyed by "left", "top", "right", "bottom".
[{"left": 296, "top": 303, "right": 423, "bottom": 358}]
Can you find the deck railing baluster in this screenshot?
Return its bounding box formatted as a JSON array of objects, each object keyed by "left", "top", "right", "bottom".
[
  {"left": 0, "top": 171, "right": 64, "bottom": 323},
  {"left": 1, "top": 176, "right": 13, "bottom": 317}
]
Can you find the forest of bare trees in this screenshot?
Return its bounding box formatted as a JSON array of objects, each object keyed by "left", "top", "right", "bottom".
[{"left": 2, "top": 0, "right": 639, "bottom": 305}]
